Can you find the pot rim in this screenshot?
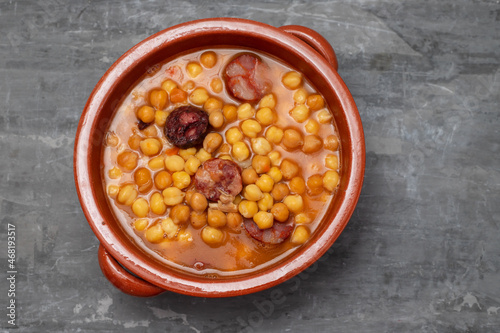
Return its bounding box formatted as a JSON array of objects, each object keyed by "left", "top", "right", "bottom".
[{"left": 74, "top": 18, "right": 365, "bottom": 297}]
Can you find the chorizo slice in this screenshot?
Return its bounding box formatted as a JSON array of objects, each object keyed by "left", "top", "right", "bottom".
[
  {"left": 244, "top": 218, "right": 294, "bottom": 245},
  {"left": 224, "top": 54, "right": 272, "bottom": 102},
  {"left": 164, "top": 106, "right": 209, "bottom": 148},
  {"left": 194, "top": 158, "right": 243, "bottom": 202}
]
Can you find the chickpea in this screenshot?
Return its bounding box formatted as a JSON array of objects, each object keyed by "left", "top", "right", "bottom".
[
  {"left": 108, "top": 167, "right": 122, "bottom": 179},
  {"left": 134, "top": 218, "right": 149, "bottom": 231},
  {"left": 132, "top": 198, "right": 149, "bottom": 218},
  {"left": 140, "top": 124, "right": 158, "bottom": 137},
  {"left": 251, "top": 155, "right": 271, "bottom": 174},
  {"left": 190, "top": 211, "right": 207, "bottom": 228},
  {"left": 325, "top": 154, "right": 339, "bottom": 170},
  {"left": 204, "top": 97, "right": 223, "bottom": 113},
  {"left": 218, "top": 143, "right": 231, "bottom": 155},
  {"left": 154, "top": 171, "right": 172, "bottom": 190},
  {"left": 150, "top": 192, "right": 167, "bottom": 215},
  {"left": 186, "top": 62, "right": 203, "bottom": 78},
  {"left": 283, "top": 195, "right": 304, "bottom": 214},
  {"left": 189, "top": 192, "right": 208, "bottom": 212},
  {"left": 271, "top": 183, "right": 290, "bottom": 202},
  {"left": 203, "top": 133, "right": 223, "bottom": 153},
  {"left": 137, "top": 105, "right": 155, "bottom": 123},
  {"left": 172, "top": 171, "right": 191, "bottom": 189},
  {"left": 289, "top": 177, "right": 306, "bottom": 194},
  {"left": 305, "top": 119, "right": 320, "bottom": 135},
  {"left": 237, "top": 103, "right": 255, "bottom": 120},
  {"left": 189, "top": 87, "right": 209, "bottom": 105},
  {"left": 268, "top": 151, "right": 281, "bottom": 166},
  {"left": 290, "top": 104, "right": 310, "bottom": 123},
  {"left": 282, "top": 128, "right": 303, "bottom": 150},
  {"left": 201, "top": 226, "right": 224, "bottom": 246},
  {"left": 255, "top": 174, "right": 274, "bottom": 193},
  {"left": 317, "top": 109, "right": 333, "bottom": 124},
  {"left": 128, "top": 134, "right": 141, "bottom": 150},
  {"left": 271, "top": 202, "right": 289, "bottom": 222},
  {"left": 164, "top": 155, "right": 185, "bottom": 172},
  {"left": 295, "top": 213, "right": 312, "bottom": 224},
  {"left": 265, "top": 126, "right": 284, "bottom": 144},
  {"left": 243, "top": 184, "right": 264, "bottom": 202},
  {"left": 184, "top": 190, "right": 195, "bottom": 205},
  {"left": 170, "top": 204, "right": 190, "bottom": 224},
  {"left": 184, "top": 156, "right": 201, "bottom": 175},
  {"left": 225, "top": 127, "right": 243, "bottom": 145},
  {"left": 282, "top": 71, "right": 302, "bottom": 90},
  {"left": 209, "top": 111, "right": 224, "bottom": 129},
  {"left": 169, "top": 88, "right": 188, "bottom": 103},
  {"left": 117, "top": 151, "right": 138, "bottom": 171},
  {"left": 155, "top": 110, "right": 169, "bottom": 127},
  {"left": 161, "top": 217, "right": 180, "bottom": 239},
  {"left": 147, "top": 156, "right": 164, "bottom": 171},
  {"left": 258, "top": 193, "right": 274, "bottom": 212},
  {"left": 323, "top": 170, "right": 340, "bottom": 192},
  {"left": 107, "top": 185, "right": 120, "bottom": 198},
  {"left": 134, "top": 168, "right": 153, "bottom": 193},
  {"left": 106, "top": 132, "right": 119, "bottom": 147},
  {"left": 253, "top": 211, "right": 274, "bottom": 230},
  {"left": 306, "top": 94, "right": 325, "bottom": 111},
  {"left": 149, "top": 89, "right": 168, "bottom": 110},
  {"left": 256, "top": 107, "right": 275, "bottom": 126},
  {"left": 241, "top": 119, "right": 262, "bottom": 138},
  {"left": 140, "top": 138, "right": 162, "bottom": 156},
  {"left": 231, "top": 141, "right": 250, "bottom": 161},
  {"left": 200, "top": 51, "right": 217, "bottom": 68},
  {"left": 302, "top": 135, "right": 323, "bottom": 154},
  {"left": 280, "top": 159, "right": 300, "bottom": 180},
  {"left": 291, "top": 225, "right": 310, "bottom": 244},
  {"left": 162, "top": 187, "right": 185, "bottom": 206},
  {"left": 219, "top": 155, "right": 232, "bottom": 161},
  {"left": 242, "top": 167, "right": 259, "bottom": 185},
  {"left": 117, "top": 184, "right": 138, "bottom": 206},
  {"left": 267, "top": 166, "right": 283, "bottom": 183},
  {"left": 195, "top": 148, "right": 212, "bottom": 163},
  {"left": 324, "top": 135, "right": 339, "bottom": 151},
  {"left": 307, "top": 174, "right": 324, "bottom": 196},
  {"left": 238, "top": 200, "right": 259, "bottom": 218},
  {"left": 222, "top": 104, "right": 237, "bottom": 122},
  {"left": 259, "top": 93, "right": 277, "bottom": 109},
  {"left": 145, "top": 223, "right": 164, "bottom": 243},
  {"left": 161, "top": 79, "right": 177, "bottom": 93},
  {"left": 183, "top": 80, "right": 195, "bottom": 92},
  {"left": 227, "top": 212, "right": 243, "bottom": 230},
  {"left": 207, "top": 208, "right": 227, "bottom": 228},
  {"left": 293, "top": 88, "right": 308, "bottom": 104},
  {"left": 210, "top": 78, "right": 223, "bottom": 93},
  {"left": 179, "top": 147, "right": 197, "bottom": 160},
  {"left": 250, "top": 138, "right": 272, "bottom": 156}
]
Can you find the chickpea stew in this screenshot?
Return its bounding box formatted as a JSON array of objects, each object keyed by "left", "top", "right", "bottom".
[{"left": 103, "top": 48, "right": 341, "bottom": 277}]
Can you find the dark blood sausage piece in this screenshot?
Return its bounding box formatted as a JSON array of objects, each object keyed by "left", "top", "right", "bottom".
[
  {"left": 244, "top": 218, "right": 294, "bottom": 245},
  {"left": 164, "top": 106, "right": 209, "bottom": 148},
  {"left": 194, "top": 158, "right": 243, "bottom": 202},
  {"left": 224, "top": 54, "right": 272, "bottom": 102}
]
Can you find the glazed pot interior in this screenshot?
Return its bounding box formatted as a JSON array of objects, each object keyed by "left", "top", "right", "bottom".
[{"left": 79, "top": 19, "right": 363, "bottom": 296}]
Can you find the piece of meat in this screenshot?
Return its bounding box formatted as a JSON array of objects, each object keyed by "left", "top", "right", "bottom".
[
  {"left": 194, "top": 158, "right": 243, "bottom": 202},
  {"left": 244, "top": 218, "right": 294, "bottom": 245},
  {"left": 164, "top": 106, "right": 209, "bottom": 148},
  {"left": 224, "top": 54, "right": 272, "bottom": 102}
]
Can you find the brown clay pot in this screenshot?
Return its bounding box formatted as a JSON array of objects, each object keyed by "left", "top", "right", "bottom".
[{"left": 74, "top": 18, "right": 365, "bottom": 297}]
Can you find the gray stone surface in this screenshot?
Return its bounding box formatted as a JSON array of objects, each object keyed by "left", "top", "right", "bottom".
[{"left": 1, "top": 0, "right": 499, "bottom": 332}]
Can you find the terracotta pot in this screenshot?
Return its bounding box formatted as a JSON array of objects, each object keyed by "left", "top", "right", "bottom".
[{"left": 74, "top": 18, "right": 365, "bottom": 297}]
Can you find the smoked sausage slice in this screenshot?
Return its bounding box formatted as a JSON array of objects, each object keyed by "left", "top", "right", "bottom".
[
  {"left": 224, "top": 54, "right": 272, "bottom": 102},
  {"left": 164, "top": 106, "right": 209, "bottom": 148},
  {"left": 244, "top": 218, "right": 294, "bottom": 245},
  {"left": 194, "top": 158, "right": 243, "bottom": 202}
]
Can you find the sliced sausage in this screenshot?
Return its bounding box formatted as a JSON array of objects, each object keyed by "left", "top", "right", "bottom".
[
  {"left": 244, "top": 218, "right": 294, "bottom": 245},
  {"left": 194, "top": 158, "right": 243, "bottom": 202},
  {"left": 164, "top": 106, "right": 209, "bottom": 148},
  {"left": 224, "top": 54, "right": 272, "bottom": 102}
]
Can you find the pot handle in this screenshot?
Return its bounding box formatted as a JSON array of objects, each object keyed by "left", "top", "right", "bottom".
[
  {"left": 98, "top": 244, "right": 164, "bottom": 297},
  {"left": 279, "top": 25, "right": 338, "bottom": 71}
]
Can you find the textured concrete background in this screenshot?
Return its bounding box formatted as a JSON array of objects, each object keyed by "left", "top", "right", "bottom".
[{"left": 1, "top": 0, "right": 499, "bottom": 332}]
